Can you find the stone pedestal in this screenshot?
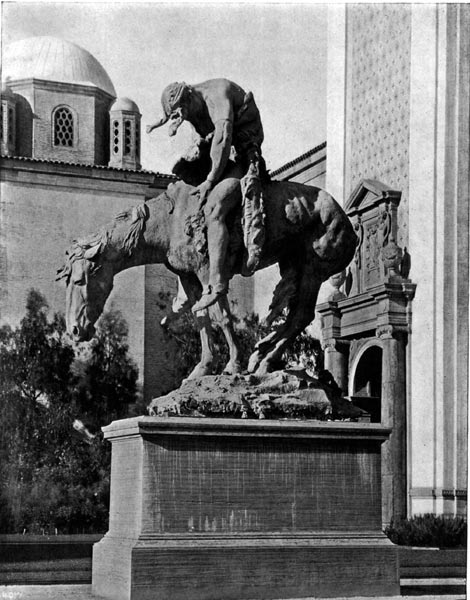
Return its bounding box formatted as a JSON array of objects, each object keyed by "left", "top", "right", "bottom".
[{"left": 92, "top": 417, "right": 399, "bottom": 600}]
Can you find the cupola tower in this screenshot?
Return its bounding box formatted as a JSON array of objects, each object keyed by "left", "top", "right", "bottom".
[{"left": 108, "top": 97, "right": 141, "bottom": 170}]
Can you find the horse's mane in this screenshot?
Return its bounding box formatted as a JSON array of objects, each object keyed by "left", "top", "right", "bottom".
[
  {"left": 56, "top": 202, "right": 149, "bottom": 281},
  {"left": 114, "top": 203, "right": 149, "bottom": 255}
]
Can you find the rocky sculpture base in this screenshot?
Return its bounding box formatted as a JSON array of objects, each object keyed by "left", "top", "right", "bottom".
[
  {"left": 148, "top": 369, "right": 365, "bottom": 421},
  {"left": 92, "top": 417, "right": 399, "bottom": 600}
]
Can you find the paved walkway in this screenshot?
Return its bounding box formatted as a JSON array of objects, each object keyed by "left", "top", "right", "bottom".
[{"left": 0, "top": 586, "right": 466, "bottom": 600}]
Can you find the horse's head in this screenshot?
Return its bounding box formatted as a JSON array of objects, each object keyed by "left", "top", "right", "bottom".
[{"left": 57, "top": 237, "right": 114, "bottom": 342}]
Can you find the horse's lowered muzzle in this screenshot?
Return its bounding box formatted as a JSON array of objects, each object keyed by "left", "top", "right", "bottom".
[{"left": 69, "top": 323, "right": 95, "bottom": 342}]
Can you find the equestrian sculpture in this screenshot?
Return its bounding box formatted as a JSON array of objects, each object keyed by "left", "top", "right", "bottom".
[{"left": 57, "top": 176, "right": 357, "bottom": 377}]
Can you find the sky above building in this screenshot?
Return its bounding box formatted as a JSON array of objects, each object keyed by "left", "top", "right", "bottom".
[{"left": 2, "top": 2, "right": 328, "bottom": 174}]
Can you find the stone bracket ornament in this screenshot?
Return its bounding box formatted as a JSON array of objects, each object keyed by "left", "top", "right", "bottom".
[{"left": 345, "top": 179, "right": 407, "bottom": 295}]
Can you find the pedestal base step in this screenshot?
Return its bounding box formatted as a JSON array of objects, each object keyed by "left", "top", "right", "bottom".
[{"left": 92, "top": 534, "right": 399, "bottom": 600}]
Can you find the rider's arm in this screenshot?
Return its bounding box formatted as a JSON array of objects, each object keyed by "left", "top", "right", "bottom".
[
  {"left": 203, "top": 84, "right": 235, "bottom": 186},
  {"left": 206, "top": 118, "right": 233, "bottom": 185}
]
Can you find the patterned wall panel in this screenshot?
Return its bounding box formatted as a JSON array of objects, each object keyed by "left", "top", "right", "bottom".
[{"left": 345, "top": 4, "right": 411, "bottom": 247}]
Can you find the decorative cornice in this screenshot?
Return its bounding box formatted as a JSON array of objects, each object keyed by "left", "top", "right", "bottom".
[{"left": 6, "top": 77, "right": 115, "bottom": 101}]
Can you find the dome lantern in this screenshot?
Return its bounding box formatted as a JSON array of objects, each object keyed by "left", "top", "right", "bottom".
[{"left": 109, "top": 97, "right": 141, "bottom": 170}]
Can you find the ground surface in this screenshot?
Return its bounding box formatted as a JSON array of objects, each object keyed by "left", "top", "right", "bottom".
[{"left": 0, "top": 586, "right": 466, "bottom": 600}]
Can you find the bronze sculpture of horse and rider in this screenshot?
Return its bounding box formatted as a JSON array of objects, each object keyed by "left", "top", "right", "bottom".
[{"left": 57, "top": 78, "right": 357, "bottom": 386}]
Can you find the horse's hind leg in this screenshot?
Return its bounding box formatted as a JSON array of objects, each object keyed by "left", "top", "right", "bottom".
[
  {"left": 209, "top": 294, "right": 242, "bottom": 375},
  {"left": 248, "top": 265, "right": 322, "bottom": 375},
  {"left": 247, "top": 257, "right": 300, "bottom": 373}
]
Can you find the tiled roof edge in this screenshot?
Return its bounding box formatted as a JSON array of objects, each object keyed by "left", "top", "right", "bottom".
[
  {"left": 270, "top": 141, "right": 327, "bottom": 177},
  {"left": 0, "top": 154, "right": 176, "bottom": 179}
]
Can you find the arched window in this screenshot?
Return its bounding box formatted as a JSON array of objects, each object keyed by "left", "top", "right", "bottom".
[
  {"left": 135, "top": 123, "right": 140, "bottom": 159},
  {"left": 8, "top": 107, "right": 14, "bottom": 144},
  {"left": 124, "top": 119, "right": 132, "bottom": 155},
  {"left": 112, "top": 120, "right": 120, "bottom": 155},
  {"left": 53, "top": 106, "right": 74, "bottom": 147},
  {"left": 350, "top": 345, "right": 383, "bottom": 422}
]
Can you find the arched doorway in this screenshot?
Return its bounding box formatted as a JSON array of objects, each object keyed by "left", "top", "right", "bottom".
[{"left": 350, "top": 345, "right": 382, "bottom": 423}]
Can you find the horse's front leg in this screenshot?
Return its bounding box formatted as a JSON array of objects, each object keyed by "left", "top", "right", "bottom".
[
  {"left": 210, "top": 294, "right": 242, "bottom": 375},
  {"left": 172, "top": 273, "right": 217, "bottom": 380},
  {"left": 185, "top": 308, "right": 216, "bottom": 379}
]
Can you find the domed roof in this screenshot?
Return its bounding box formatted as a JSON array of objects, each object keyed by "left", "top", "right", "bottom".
[
  {"left": 110, "top": 97, "right": 140, "bottom": 113},
  {"left": 2, "top": 36, "right": 116, "bottom": 97}
]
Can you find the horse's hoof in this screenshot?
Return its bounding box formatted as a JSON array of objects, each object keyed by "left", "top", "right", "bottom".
[
  {"left": 223, "top": 361, "right": 242, "bottom": 376},
  {"left": 186, "top": 363, "right": 213, "bottom": 379},
  {"left": 254, "top": 361, "right": 271, "bottom": 376},
  {"left": 247, "top": 352, "right": 261, "bottom": 373}
]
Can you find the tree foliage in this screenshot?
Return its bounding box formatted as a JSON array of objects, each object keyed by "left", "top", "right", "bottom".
[
  {"left": 0, "top": 290, "right": 138, "bottom": 534},
  {"left": 0, "top": 288, "right": 324, "bottom": 534},
  {"left": 74, "top": 310, "right": 139, "bottom": 431},
  {"left": 165, "top": 308, "right": 324, "bottom": 380}
]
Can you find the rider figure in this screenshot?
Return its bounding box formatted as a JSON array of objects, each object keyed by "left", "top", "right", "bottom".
[{"left": 147, "top": 78, "right": 265, "bottom": 312}]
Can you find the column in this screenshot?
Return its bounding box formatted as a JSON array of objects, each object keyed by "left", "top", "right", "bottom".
[
  {"left": 377, "top": 325, "right": 407, "bottom": 525},
  {"left": 322, "top": 339, "right": 349, "bottom": 395}
]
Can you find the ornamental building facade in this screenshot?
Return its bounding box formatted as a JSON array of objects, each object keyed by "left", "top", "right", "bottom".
[{"left": 322, "top": 4, "right": 467, "bottom": 519}]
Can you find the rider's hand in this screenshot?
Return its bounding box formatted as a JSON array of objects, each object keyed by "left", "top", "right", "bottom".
[{"left": 192, "top": 179, "right": 214, "bottom": 206}]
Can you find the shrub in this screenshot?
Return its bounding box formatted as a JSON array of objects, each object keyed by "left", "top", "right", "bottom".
[{"left": 385, "top": 514, "right": 467, "bottom": 548}]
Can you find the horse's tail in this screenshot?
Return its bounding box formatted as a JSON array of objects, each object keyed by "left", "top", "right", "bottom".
[{"left": 265, "top": 264, "right": 300, "bottom": 327}]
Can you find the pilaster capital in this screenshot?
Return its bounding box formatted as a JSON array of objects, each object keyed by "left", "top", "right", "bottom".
[
  {"left": 321, "top": 338, "right": 350, "bottom": 352},
  {"left": 375, "top": 324, "right": 407, "bottom": 341}
]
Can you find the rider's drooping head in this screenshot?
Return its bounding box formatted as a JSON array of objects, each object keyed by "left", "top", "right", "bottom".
[{"left": 153, "top": 81, "right": 191, "bottom": 137}]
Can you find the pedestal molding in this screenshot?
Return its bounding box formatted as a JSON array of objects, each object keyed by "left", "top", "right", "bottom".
[{"left": 103, "top": 416, "right": 392, "bottom": 441}]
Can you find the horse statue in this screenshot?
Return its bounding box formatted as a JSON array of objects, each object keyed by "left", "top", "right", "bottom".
[{"left": 57, "top": 176, "right": 357, "bottom": 377}]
